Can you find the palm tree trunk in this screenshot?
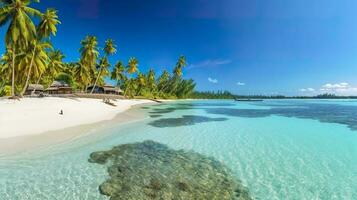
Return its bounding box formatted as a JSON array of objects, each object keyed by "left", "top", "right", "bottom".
[
  {"left": 123, "top": 83, "right": 129, "bottom": 98},
  {"left": 137, "top": 86, "right": 142, "bottom": 96},
  {"left": 11, "top": 46, "right": 16, "bottom": 97},
  {"left": 123, "top": 75, "right": 132, "bottom": 98},
  {"left": 168, "top": 76, "right": 180, "bottom": 94},
  {"left": 91, "top": 66, "right": 102, "bottom": 94},
  {"left": 158, "top": 84, "right": 167, "bottom": 94},
  {"left": 33, "top": 72, "right": 43, "bottom": 94},
  {"left": 21, "top": 50, "right": 36, "bottom": 96},
  {"left": 158, "top": 79, "right": 172, "bottom": 95}
]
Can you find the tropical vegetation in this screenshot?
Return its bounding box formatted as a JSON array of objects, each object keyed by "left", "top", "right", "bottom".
[
  {"left": 190, "top": 91, "right": 236, "bottom": 99},
  {"left": 0, "top": 0, "right": 195, "bottom": 99}
]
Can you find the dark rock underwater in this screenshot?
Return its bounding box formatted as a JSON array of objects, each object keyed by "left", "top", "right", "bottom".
[{"left": 89, "top": 141, "right": 252, "bottom": 200}]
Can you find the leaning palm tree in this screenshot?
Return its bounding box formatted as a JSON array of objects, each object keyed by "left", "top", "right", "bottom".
[
  {"left": 73, "top": 61, "right": 91, "bottom": 91},
  {"left": 147, "top": 68, "right": 156, "bottom": 92},
  {"left": 79, "top": 35, "right": 99, "bottom": 91},
  {"left": 176, "top": 79, "right": 196, "bottom": 98},
  {"left": 35, "top": 49, "right": 64, "bottom": 90},
  {"left": 157, "top": 69, "right": 171, "bottom": 95},
  {"left": 136, "top": 72, "right": 146, "bottom": 96},
  {"left": 20, "top": 8, "right": 60, "bottom": 96},
  {"left": 123, "top": 57, "right": 139, "bottom": 97},
  {"left": 91, "top": 39, "right": 117, "bottom": 93},
  {"left": 96, "top": 56, "right": 110, "bottom": 85},
  {"left": 173, "top": 55, "right": 186, "bottom": 78},
  {"left": 0, "top": 0, "right": 43, "bottom": 96},
  {"left": 19, "top": 41, "right": 52, "bottom": 95},
  {"left": 170, "top": 55, "right": 187, "bottom": 95},
  {"left": 124, "top": 78, "right": 137, "bottom": 98},
  {"left": 111, "top": 61, "right": 126, "bottom": 87}
]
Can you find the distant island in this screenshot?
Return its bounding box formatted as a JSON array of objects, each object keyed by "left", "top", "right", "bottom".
[{"left": 191, "top": 91, "right": 357, "bottom": 99}]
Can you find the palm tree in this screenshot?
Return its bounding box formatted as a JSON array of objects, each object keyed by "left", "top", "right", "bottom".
[
  {"left": 47, "top": 50, "right": 65, "bottom": 73},
  {"left": 157, "top": 70, "right": 170, "bottom": 95},
  {"left": 147, "top": 68, "right": 156, "bottom": 92},
  {"left": 124, "top": 78, "right": 137, "bottom": 98},
  {"left": 37, "top": 49, "right": 64, "bottom": 87},
  {"left": 0, "top": 0, "right": 43, "bottom": 96},
  {"left": 176, "top": 79, "right": 196, "bottom": 98},
  {"left": 170, "top": 55, "right": 187, "bottom": 95},
  {"left": 173, "top": 55, "right": 186, "bottom": 77},
  {"left": 31, "top": 8, "right": 60, "bottom": 88},
  {"left": 103, "top": 39, "right": 117, "bottom": 56},
  {"left": 0, "top": 49, "right": 13, "bottom": 84},
  {"left": 126, "top": 57, "right": 138, "bottom": 74},
  {"left": 136, "top": 72, "right": 146, "bottom": 96},
  {"left": 62, "top": 62, "right": 77, "bottom": 76},
  {"left": 37, "top": 8, "right": 60, "bottom": 40},
  {"left": 20, "top": 41, "right": 52, "bottom": 95},
  {"left": 124, "top": 57, "right": 138, "bottom": 97},
  {"left": 19, "top": 8, "right": 59, "bottom": 96},
  {"left": 91, "top": 39, "right": 116, "bottom": 93},
  {"left": 79, "top": 35, "right": 99, "bottom": 91},
  {"left": 96, "top": 56, "right": 110, "bottom": 85},
  {"left": 73, "top": 62, "right": 91, "bottom": 91},
  {"left": 111, "top": 61, "right": 126, "bottom": 87}
]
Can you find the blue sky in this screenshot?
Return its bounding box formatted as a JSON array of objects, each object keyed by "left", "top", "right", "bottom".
[{"left": 1, "top": 0, "right": 357, "bottom": 95}]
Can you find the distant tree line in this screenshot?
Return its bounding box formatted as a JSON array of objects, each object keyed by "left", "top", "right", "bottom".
[
  {"left": 188, "top": 92, "right": 357, "bottom": 99},
  {"left": 189, "top": 91, "right": 236, "bottom": 99}
]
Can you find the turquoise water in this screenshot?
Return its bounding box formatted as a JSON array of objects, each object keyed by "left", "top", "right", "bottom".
[{"left": 0, "top": 100, "right": 356, "bottom": 199}]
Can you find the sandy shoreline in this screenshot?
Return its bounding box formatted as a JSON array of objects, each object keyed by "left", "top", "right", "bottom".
[
  {"left": 0, "top": 97, "right": 160, "bottom": 154},
  {"left": 0, "top": 103, "right": 153, "bottom": 155},
  {"left": 0, "top": 97, "right": 153, "bottom": 139}
]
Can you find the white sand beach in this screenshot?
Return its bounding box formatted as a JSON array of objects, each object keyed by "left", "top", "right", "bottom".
[{"left": 0, "top": 97, "right": 153, "bottom": 139}]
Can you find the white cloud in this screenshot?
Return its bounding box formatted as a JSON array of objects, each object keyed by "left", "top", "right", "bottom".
[
  {"left": 300, "top": 88, "right": 315, "bottom": 92},
  {"left": 188, "top": 59, "right": 231, "bottom": 69},
  {"left": 208, "top": 77, "right": 218, "bottom": 84},
  {"left": 322, "top": 82, "right": 349, "bottom": 89},
  {"left": 319, "top": 82, "right": 357, "bottom": 95},
  {"left": 237, "top": 82, "right": 246, "bottom": 86},
  {"left": 299, "top": 83, "right": 357, "bottom": 95}
]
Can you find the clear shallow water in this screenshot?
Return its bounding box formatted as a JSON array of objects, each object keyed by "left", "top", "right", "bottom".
[{"left": 0, "top": 100, "right": 356, "bottom": 200}]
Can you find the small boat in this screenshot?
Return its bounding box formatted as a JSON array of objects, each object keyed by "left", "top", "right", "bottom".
[{"left": 234, "top": 98, "right": 264, "bottom": 102}]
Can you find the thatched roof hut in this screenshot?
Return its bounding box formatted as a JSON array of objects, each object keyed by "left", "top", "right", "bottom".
[
  {"left": 25, "top": 84, "right": 44, "bottom": 95},
  {"left": 103, "top": 85, "right": 123, "bottom": 94},
  {"left": 46, "top": 81, "right": 73, "bottom": 95},
  {"left": 87, "top": 84, "right": 123, "bottom": 95},
  {"left": 27, "top": 84, "right": 44, "bottom": 91},
  {"left": 50, "top": 81, "right": 70, "bottom": 88}
]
